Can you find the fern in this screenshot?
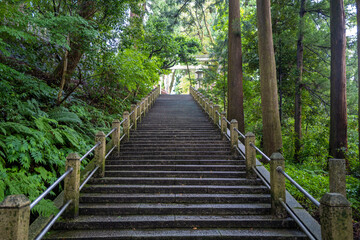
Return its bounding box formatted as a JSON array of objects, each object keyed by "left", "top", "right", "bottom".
[{"left": 48, "top": 107, "right": 82, "bottom": 125}]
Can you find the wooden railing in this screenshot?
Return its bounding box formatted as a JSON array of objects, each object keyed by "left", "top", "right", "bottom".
[
  {"left": 190, "top": 86, "right": 353, "bottom": 240},
  {"left": 0, "top": 86, "right": 161, "bottom": 240}
]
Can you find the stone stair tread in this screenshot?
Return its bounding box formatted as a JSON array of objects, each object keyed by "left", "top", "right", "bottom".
[
  {"left": 80, "top": 193, "right": 270, "bottom": 198},
  {"left": 80, "top": 203, "right": 271, "bottom": 209},
  {"left": 46, "top": 228, "right": 307, "bottom": 239}
]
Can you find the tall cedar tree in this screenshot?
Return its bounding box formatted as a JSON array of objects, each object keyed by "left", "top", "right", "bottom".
[
  {"left": 357, "top": 0, "right": 360, "bottom": 163},
  {"left": 329, "top": 0, "right": 348, "bottom": 166},
  {"left": 256, "top": 0, "right": 283, "bottom": 157},
  {"left": 227, "top": 0, "right": 245, "bottom": 133},
  {"left": 294, "top": 0, "right": 306, "bottom": 162}
]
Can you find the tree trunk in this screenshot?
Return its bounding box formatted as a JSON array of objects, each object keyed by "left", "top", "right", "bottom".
[
  {"left": 329, "top": 0, "right": 348, "bottom": 166},
  {"left": 256, "top": 0, "right": 283, "bottom": 156},
  {"left": 294, "top": 0, "right": 306, "bottom": 163},
  {"left": 57, "top": 36, "right": 69, "bottom": 105},
  {"left": 169, "top": 70, "right": 176, "bottom": 93},
  {"left": 52, "top": 1, "right": 96, "bottom": 81},
  {"left": 357, "top": 0, "right": 360, "bottom": 164},
  {"left": 227, "top": 0, "right": 245, "bottom": 133},
  {"left": 187, "top": 63, "right": 192, "bottom": 86},
  {"left": 201, "top": 5, "right": 215, "bottom": 45}
]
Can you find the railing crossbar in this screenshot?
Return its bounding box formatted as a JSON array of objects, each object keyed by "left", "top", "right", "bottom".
[
  {"left": 105, "top": 146, "right": 116, "bottom": 160},
  {"left": 249, "top": 143, "right": 271, "bottom": 162},
  {"left": 79, "top": 166, "right": 99, "bottom": 191},
  {"left": 34, "top": 200, "right": 72, "bottom": 240},
  {"left": 235, "top": 146, "right": 246, "bottom": 159},
  {"left": 105, "top": 127, "right": 117, "bottom": 138},
  {"left": 79, "top": 142, "right": 101, "bottom": 163},
  {"left": 120, "top": 118, "right": 126, "bottom": 125},
  {"left": 223, "top": 117, "right": 231, "bottom": 125},
  {"left": 30, "top": 168, "right": 73, "bottom": 210},
  {"left": 234, "top": 128, "right": 245, "bottom": 139},
  {"left": 129, "top": 110, "right": 135, "bottom": 116},
  {"left": 277, "top": 167, "right": 320, "bottom": 207},
  {"left": 224, "top": 133, "right": 230, "bottom": 141},
  {"left": 279, "top": 199, "right": 317, "bottom": 240},
  {"left": 120, "top": 133, "right": 126, "bottom": 141}
]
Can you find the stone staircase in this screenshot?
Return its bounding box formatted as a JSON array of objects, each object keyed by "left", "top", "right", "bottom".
[{"left": 47, "top": 95, "right": 307, "bottom": 239}]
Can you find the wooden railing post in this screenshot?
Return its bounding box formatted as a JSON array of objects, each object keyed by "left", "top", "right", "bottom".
[
  {"left": 63, "top": 153, "right": 81, "bottom": 218},
  {"left": 95, "top": 131, "right": 106, "bottom": 177},
  {"left": 320, "top": 193, "right": 353, "bottom": 240},
  {"left": 270, "top": 152, "right": 286, "bottom": 218},
  {"left": 131, "top": 104, "right": 137, "bottom": 130},
  {"left": 220, "top": 111, "right": 227, "bottom": 140},
  {"left": 112, "top": 119, "right": 121, "bottom": 155},
  {"left": 213, "top": 105, "right": 220, "bottom": 125},
  {"left": 230, "top": 119, "right": 238, "bottom": 154},
  {"left": 329, "top": 158, "right": 346, "bottom": 197},
  {"left": 123, "top": 111, "right": 130, "bottom": 141},
  {"left": 0, "top": 195, "right": 30, "bottom": 240},
  {"left": 245, "top": 132, "right": 256, "bottom": 178}
]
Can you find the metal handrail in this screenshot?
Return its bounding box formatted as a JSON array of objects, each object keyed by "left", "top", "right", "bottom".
[
  {"left": 223, "top": 117, "right": 231, "bottom": 125},
  {"left": 130, "top": 123, "right": 134, "bottom": 129},
  {"left": 79, "top": 141, "right": 101, "bottom": 163},
  {"left": 129, "top": 110, "right": 135, "bottom": 116},
  {"left": 234, "top": 127, "right": 245, "bottom": 139},
  {"left": 252, "top": 166, "right": 271, "bottom": 189},
  {"left": 120, "top": 118, "right": 126, "bottom": 125},
  {"left": 30, "top": 168, "right": 73, "bottom": 210},
  {"left": 105, "top": 146, "right": 116, "bottom": 160},
  {"left": 120, "top": 133, "right": 126, "bottom": 141},
  {"left": 79, "top": 166, "right": 99, "bottom": 191},
  {"left": 34, "top": 200, "right": 72, "bottom": 240},
  {"left": 279, "top": 199, "right": 317, "bottom": 240},
  {"left": 249, "top": 142, "right": 271, "bottom": 162},
  {"left": 277, "top": 167, "right": 320, "bottom": 207},
  {"left": 105, "top": 127, "right": 117, "bottom": 138},
  {"left": 235, "top": 146, "right": 245, "bottom": 159},
  {"left": 224, "top": 133, "right": 230, "bottom": 141}
]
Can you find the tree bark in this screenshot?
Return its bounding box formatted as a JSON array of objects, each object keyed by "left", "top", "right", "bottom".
[
  {"left": 52, "top": 1, "right": 97, "bottom": 81},
  {"left": 256, "top": 0, "right": 283, "bottom": 156},
  {"left": 169, "top": 70, "right": 176, "bottom": 94},
  {"left": 329, "top": 0, "right": 348, "bottom": 165},
  {"left": 57, "top": 39, "right": 69, "bottom": 105},
  {"left": 227, "top": 0, "right": 245, "bottom": 134},
  {"left": 357, "top": 0, "right": 360, "bottom": 164},
  {"left": 294, "top": 0, "right": 306, "bottom": 163}
]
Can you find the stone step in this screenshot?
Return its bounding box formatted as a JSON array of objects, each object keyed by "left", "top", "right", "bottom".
[
  {"left": 80, "top": 193, "right": 270, "bottom": 204},
  {"left": 46, "top": 228, "right": 307, "bottom": 240},
  {"left": 128, "top": 136, "right": 222, "bottom": 140},
  {"left": 104, "top": 165, "right": 244, "bottom": 171},
  {"left": 104, "top": 170, "right": 245, "bottom": 178},
  {"left": 121, "top": 142, "right": 230, "bottom": 147},
  {"left": 81, "top": 184, "right": 269, "bottom": 194},
  {"left": 118, "top": 151, "right": 232, "bottom": 156},
  {"left": 79, "top": 203, "right": 272, "bottom": 215},
  {"left": 53, "top": 215, "right": 296, "bottom": 230},
  {"left": 112, "top": 155, "right": 235, "bottom": 160},
  {"left": 105, "top": 159, "right": 243, "bottom": 165},
  {"left": 120, "top": 146, "right": 231, "bottom": 151},
  {"left": 88, "top": 177, "right": 261, "bottom": 186}
]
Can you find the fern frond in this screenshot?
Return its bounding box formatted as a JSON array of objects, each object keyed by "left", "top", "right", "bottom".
[{"left": 48, "top": 107, "right": 82, "bottom": 125}]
